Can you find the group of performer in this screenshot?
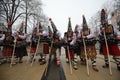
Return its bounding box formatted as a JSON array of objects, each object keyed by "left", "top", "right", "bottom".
[
  {"left": 0, "top": 21, "right": 27, "bottom": 64},
  {"left": 0, "top": 8, "right": 120, "bottom": 73},
  {"left": 63, "top": 16, "right": 99, "bottom": 71},
  {"left": 62, "top": 9, "right": 120, "bottom": 72}
]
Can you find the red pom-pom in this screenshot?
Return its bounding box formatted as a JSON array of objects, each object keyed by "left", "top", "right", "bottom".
[
  {"left": 7, "top": 21, "right": 11, "bottom": 27},
  {"left": 49, "top": 18, "right": 52, "bottom": 21}
]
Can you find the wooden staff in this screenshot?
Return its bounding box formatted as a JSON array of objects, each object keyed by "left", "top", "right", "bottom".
[
  {"left": 27, "top": 21, "right": 36, "bottom": 63},
  {"left": 82, "top": 32, "right": 89, "bottom": 76},
  {"left": 10, "top": 37, "right": 17, "bottom": 68},
  {"left": 26, "top": 32, "right": 34, "bottom": 63},
  {"left": 26, "top": 35, "right": 32, "bottom": 63},
  {"left": 67, "top": 45, "right": 73, "bottom": 74},
  {"left": 30, "top": 35, "right": 41, "bottom": 66},
  {"left": 103, "top": 30, "right": 112, "bottom": 75}
]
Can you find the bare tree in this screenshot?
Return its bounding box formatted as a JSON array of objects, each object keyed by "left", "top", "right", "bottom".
[
  {"left": 0, "top": 0, "right": 27, "bottom": 30},
  {"left": 0, "top": 0, "right": 48, "bottom": 33}
]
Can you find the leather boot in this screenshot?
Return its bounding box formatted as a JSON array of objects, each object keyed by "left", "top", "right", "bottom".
[
  {"left": 117, "top": 64, "right": 120, "bottom": 71},
  {"left": 92, "top": 65, "right": 99, "bottom": 72},
  {"left": 40, "top": 59, "right": 46, "bottom": 65},
  {"left": 102, "top": 63, "right": 109, "bottom": 68}
]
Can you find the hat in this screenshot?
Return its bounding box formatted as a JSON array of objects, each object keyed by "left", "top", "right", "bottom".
[
  {"left": 38, "top": 22, "right": 43, "bottom": 32},
  {"left": 49, "top": 18, "right": 57, "bottom": 32},
  {"left": 101, "top": 9, "right": 108, "bottom": 26},
  {"left": 82, "top": 15, "right": 88, "bottom": 31},
  {"left": 67, "top": 17, "right": 73, "bottom": 32},
  {"left": 48, "top": 26, "right": 52, "bottom": 36},
  {"left": 19, "top": 21, "right": 24, "bottom": 33},
  {"left": 74, "top": 24, "right": 79, "bottom": 32}
]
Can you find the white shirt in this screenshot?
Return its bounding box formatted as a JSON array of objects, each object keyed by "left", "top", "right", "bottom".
[{"left": 0, "top": 34, "right": 5, "bottom": 40}]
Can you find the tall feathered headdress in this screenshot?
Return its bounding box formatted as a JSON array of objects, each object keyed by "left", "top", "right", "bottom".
[
  {"left": 67, "top": 17, "right": 73, "bottom": 32},
  {"left": 101, "top": 9, "right": 108, "bottom": 27},
  {"left": 49, "top": 18, "right": 57, "bottom": 32},
  {"left": 74, "top": 24, "right": 79, "bottom": 35},
  {"left": 48, "top": 26, "right": 52, "bottom": 36},
  {"left": 38, "top": 22, "right": 43, "bottom": 32},
  {"left": 74, "top": 24, "right": 79, "bottom": 32},
  {"left": 49, "top": 18, "right": 60, "bottom": 39},
  {"left": 82, "top": 15, "right": 88, "bottom": 31},
  {"left": 18, "top": 21, "right": 24, "bottom": 34}
]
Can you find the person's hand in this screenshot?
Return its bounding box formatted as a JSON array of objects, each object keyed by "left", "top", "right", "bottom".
[
  {"left": 101, "top": 27, "right": 105, "bottom": 32},
  {"left": 82, "top": 35, "right": 86, "bottom": 39},
  {"left": 16, "top": 31, "right": 19, "bottom": 36},
  {"left": 37, "top": 32, "right": 42, "bottom": 36},
  {"left": 117, "top": 35, "right": 120, "bottom": 40}
]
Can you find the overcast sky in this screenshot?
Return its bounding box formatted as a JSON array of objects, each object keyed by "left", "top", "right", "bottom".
[{"left": 42, "top": 0, "right": 108, "bottom": 37}]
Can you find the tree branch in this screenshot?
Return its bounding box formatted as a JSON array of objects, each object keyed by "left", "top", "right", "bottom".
[{"left": 12, "top": 12, "right": 25, "bottom": 24}]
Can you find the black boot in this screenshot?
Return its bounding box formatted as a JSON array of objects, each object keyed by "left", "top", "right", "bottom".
[
  {"left": 92, "top": 65, "right": 99, "bottom": 72},
  {"left": 103, "top": 57, "right": 109, "bottom": 68},
  {"left": 38, "top": 58, "right": 42, "bottom": 62},
  {"left": 80, "top": 58, "right": 86, "bottom": 65},
  {"left": 40, "top": 59, "right": 46, "bottom": 65},
  {"left": 19, "top": 57, "right": 23, "bottom": 63},
  {"left": 102, "top": 63, "right": 109, "bottom": 68},
  {"left": 117, "top": 63, "right": 120, "bottom": 71}
]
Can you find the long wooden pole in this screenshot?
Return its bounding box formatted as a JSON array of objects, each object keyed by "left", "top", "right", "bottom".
[
  {"left": 10, "top": 38, "right": 17, "bottom": 68},
  {"left": 27, "top": 16, "right": 37, "bottom": 63},
  {"left": 82, "top": 32, "right": 89, "bottom": 76},
  {"left": 26, "top": 37, "right": 32, "bottom": 63},
  {"left": 30, "top": 35, "right": 40, "bottom": 66},
  {"left": 103, "top": 30, "right": 112, "bottom": 75},
  {"left": 27, "top": 22, "right": 36, "bottom": 63},
  {"left": 67, "top": 45, "right": 73, "bottom": 74}
]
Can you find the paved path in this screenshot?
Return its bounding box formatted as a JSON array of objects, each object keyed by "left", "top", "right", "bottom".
[
  {"left": 0, "top": 47, "right": 120, "bottom": 80},
  {"left": 61, "top": 47, "right": 120, "bottom": 80},
  {"left": 41, "top": 58, "right": 66, "bottom": 80}
]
